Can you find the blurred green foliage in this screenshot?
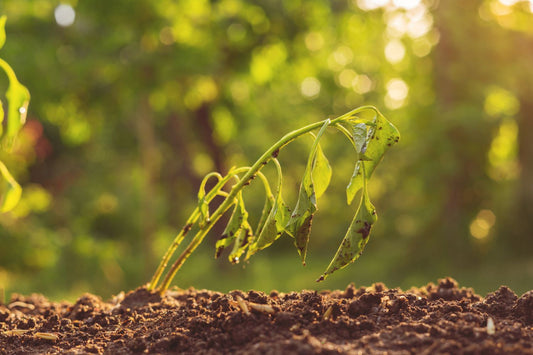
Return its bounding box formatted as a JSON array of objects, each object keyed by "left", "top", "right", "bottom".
[{"left": 1, "top": 0, "right": 532, "bottom": 301}]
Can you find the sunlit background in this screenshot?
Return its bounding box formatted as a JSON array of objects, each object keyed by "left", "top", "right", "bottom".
[{"left": 1, "top": 0, "right": 532, "bottom": 301}]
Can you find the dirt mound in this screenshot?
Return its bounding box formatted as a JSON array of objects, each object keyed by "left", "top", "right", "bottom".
[{"left": 1, "top": 277, "right": 532, "bottom": 354}]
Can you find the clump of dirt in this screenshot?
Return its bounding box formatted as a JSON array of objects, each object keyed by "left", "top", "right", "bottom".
[{"left": 1, "top": 277, "right": 532, "bottom": 354}]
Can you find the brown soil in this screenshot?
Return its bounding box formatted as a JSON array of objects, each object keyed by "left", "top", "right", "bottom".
[{"left": 0, "top": 277, "right": 532, "bottom": 354}]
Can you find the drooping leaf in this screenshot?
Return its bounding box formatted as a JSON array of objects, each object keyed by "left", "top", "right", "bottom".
[
  {"left": 318, "top": 180, "right": 377, "bottom": 281},
  {"left": 0, "top": 16, "right": 6, "bottom": 50},
  {"left": 352, "top": 123, "right": 368, "bottom": 154},
  {"left": 5, "top": 81, "right": 30, "bottom": 144},
  {"left": 215, "top": 194, "right": 248, "bottom": 258},
  {"left": 0, "top": 57, "right": 30, "bottom": 146},
  {"left": 229, "top": 221, "right": 253, "bottom": 264},
  {"left": 285, "top": 119, "right": 331, "bottom": 263},
  {"left": 0, "top": 160, "right": 22, "bottom": 213},
  {"left": 247, "top": 195, "right": 290, "bottom": 258},
  {"left": 312, "top": 143, "right": 332, "bottom": 200},
  {"left": 254, "top": 193, "right": 275, "bottom": 237},
  {"left": 247, "top": 158, "right": 291, "bottom": 259},
  {"left": 346, "top": 111, "right": 399, "bottom": 204}
]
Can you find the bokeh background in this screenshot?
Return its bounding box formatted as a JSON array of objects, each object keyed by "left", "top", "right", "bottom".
[{"left": 1, "top": 0, "right": 532, "bottom": 301}]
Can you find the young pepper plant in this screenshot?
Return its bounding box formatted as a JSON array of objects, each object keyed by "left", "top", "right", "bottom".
[{"left": 148, "top": 106, "right": 399, "bottom": 293}]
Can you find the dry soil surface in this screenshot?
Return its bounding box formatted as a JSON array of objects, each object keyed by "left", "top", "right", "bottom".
[{"left": 1, "top": 277, "right": 532, "bottom": 354}]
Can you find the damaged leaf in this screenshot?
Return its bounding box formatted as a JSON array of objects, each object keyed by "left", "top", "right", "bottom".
[
  {"left": 346, "top": 110, "right": 399, "bottom": 204},
  {"left": 286, "top": 119, "right": 331, "bottom": 264},
  {"left": 215, "top": 192, "right": 248, "bottom": 259},
  {"left": 318, "top": 178, "right": 377, "bottom": 281},
  {"left": 247, "top": 159, "right": 291, "bottom": 258},
  {"left": 0, "top": 161, "right": 21, "bottom": 213}
]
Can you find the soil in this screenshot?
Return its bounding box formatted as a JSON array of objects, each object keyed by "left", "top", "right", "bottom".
[{"left": 0, "top": 277, "right": 532, "bottom": 354}]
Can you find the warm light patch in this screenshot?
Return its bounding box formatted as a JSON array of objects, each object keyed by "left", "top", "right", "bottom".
[
  {"left": 385, "top": 39, "right": 406, "bottom": 63},
  {"left": 333, "top": 46, "right": 354, "bottom": 67},
  {"left": 392, "top": 0, "right": 421, "bottom": 10},
  {"left": 470, "top": 209, "right": 496, "bottom": 240},
  {"left": 488, "top": 118, "right": 519, "bottom": 181},
  {"left": 356, "top": 0, "right": 389, "bottom": 11},
  {"left": 352, "top": 74, "right": 373, "bottom": 94},
  {"left": 305, "top": 32, "right": 325, "bottom": 51},
  {"left": 301, "top": 77, "right": 321, "bottom": 98},
  {"left": 159, "top": 27, "right": 175, "bottom": 45},
  {"left": 338, "top": 69, "right": 357, "bottom": 88},
  {"left": 385, "top": 78, "right": 408, "bottom": 109},
  {"left": 54, "top": 4, "right": 75, "bottom": 27},
  {"left": 484, "top": 87, "right": 520, "bottom": 118}
]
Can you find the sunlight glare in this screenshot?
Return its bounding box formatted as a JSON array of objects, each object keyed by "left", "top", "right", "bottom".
[
  {"left": 301, "top": 77, "right": 321, "bottom": 98},
  {"left": 386, "top": 78, "right": 408, "bottom": 100},
  {"left": 470, "top": 210, "right": 496, "bottom": 240},
  {"left": 333, "top": 46, "right": 354, "bottom": 66},
  {"left": 385, "top": 78, "right": 408, "bottom": 109},
  {"left": 356, "top": 0, "right": 389, "bottom": 11},
  {"left": 54, "top": 4, "right": 76, "bottom": 27},
  {"left": 392, "top": 0, "right": 421, "bottom": 10},
  {"left": 385, "top": 39, "right": 406, "bottom": 63},
  {"left": 386, "top": 13, "right": 408, "bottom": 37},
  {"left": 352, "top": 74, "right": 373, "bottom": 94},
  {"left": 498, "top": 0, "right": 520, "bottom": 5},
  {"left": 407, "top": 13, "right": 433, "bottom": 38},
  {"left": 338, "top": 69, "right": 357, "bottom": 88}
]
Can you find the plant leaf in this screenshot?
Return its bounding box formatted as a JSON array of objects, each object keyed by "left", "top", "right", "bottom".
[
  {"left": 0, "top": 160, "right": 22, "bottom": 213},
  {"left": 0, "top": 58, "right": 30, "bottom": 146},
  {"left": 215, "top": 195, "right": 248, "bottom": 258},
  {"left": 352, "top": 122, "right": 368, "bottom": 155},
  {"left": 346, "top": 111, "right": 399, "bottom": 204},
  {"left": 5, "top": 81, "right": 30, "bottom": 144},
  {"left": 312, "top": 143, "right": 332, "bottom": 200},
  {"left": 285, "top": 119, "right": 330, "bottom": 264},
  {"left": 247, "top": 159, "right": 291, "bottom": 259},
  {"left": 247, "top": 196, "right": 290, "bottom": 259},
  {"left": 229, "top": 221, "right": 253, "bottom": 264},
  {"left": 318, "top": 182, "right": 377, "bottom": 281}
]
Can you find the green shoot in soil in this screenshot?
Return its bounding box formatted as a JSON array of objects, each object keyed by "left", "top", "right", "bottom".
[{"left": 148, "top": 106, "right": 399, "bottom": 293}]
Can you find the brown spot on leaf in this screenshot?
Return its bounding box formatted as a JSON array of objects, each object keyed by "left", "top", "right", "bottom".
[{"left": 357, "top": 222, "right": 372, "bottom": 239}]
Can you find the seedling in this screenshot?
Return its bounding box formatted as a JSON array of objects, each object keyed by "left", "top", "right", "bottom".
[{"left": 148, "top": 106, "right": 399, "bottom": 292}]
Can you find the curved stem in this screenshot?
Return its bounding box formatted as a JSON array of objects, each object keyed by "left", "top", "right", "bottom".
[
  {"left": 0, "top": 58, "right": 18, "bottom": 83},
  {"left": 333, "top": 122, "right": 357, "bottom": 151},
  {"left": 148, "top": 167, "right": 252, "bottom": 290},
  {"left": 149, "top": 172, "right": 236, "bottom": 289}
]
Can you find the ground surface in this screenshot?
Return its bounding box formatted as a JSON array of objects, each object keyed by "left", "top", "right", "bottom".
[{"left": 0, "top": 277, "right": 532, "bottom": 354}]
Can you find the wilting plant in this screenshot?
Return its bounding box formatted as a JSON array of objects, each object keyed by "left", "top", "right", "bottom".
[
  {"left": 148, "top": 105, "right": 399, "bottom": 293},
  {"left": 0, "top": 16, "right": 31, "bottom": 212}
]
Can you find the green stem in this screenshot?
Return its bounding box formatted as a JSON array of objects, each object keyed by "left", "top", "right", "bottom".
[
  {"left": 0, "top": 58, "right": 18, "bottom": 83},
  {"left": 148, "top": 169, "right": 246, "bottom": 290}
]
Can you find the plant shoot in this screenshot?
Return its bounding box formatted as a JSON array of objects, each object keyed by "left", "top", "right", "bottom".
[{"left": 148, "top": 106, "right": 399, "bottom": 293}]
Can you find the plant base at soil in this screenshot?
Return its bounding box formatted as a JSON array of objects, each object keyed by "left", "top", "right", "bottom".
[{"left": 1, "top": 277, "right": 532, "bottom": 354}]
